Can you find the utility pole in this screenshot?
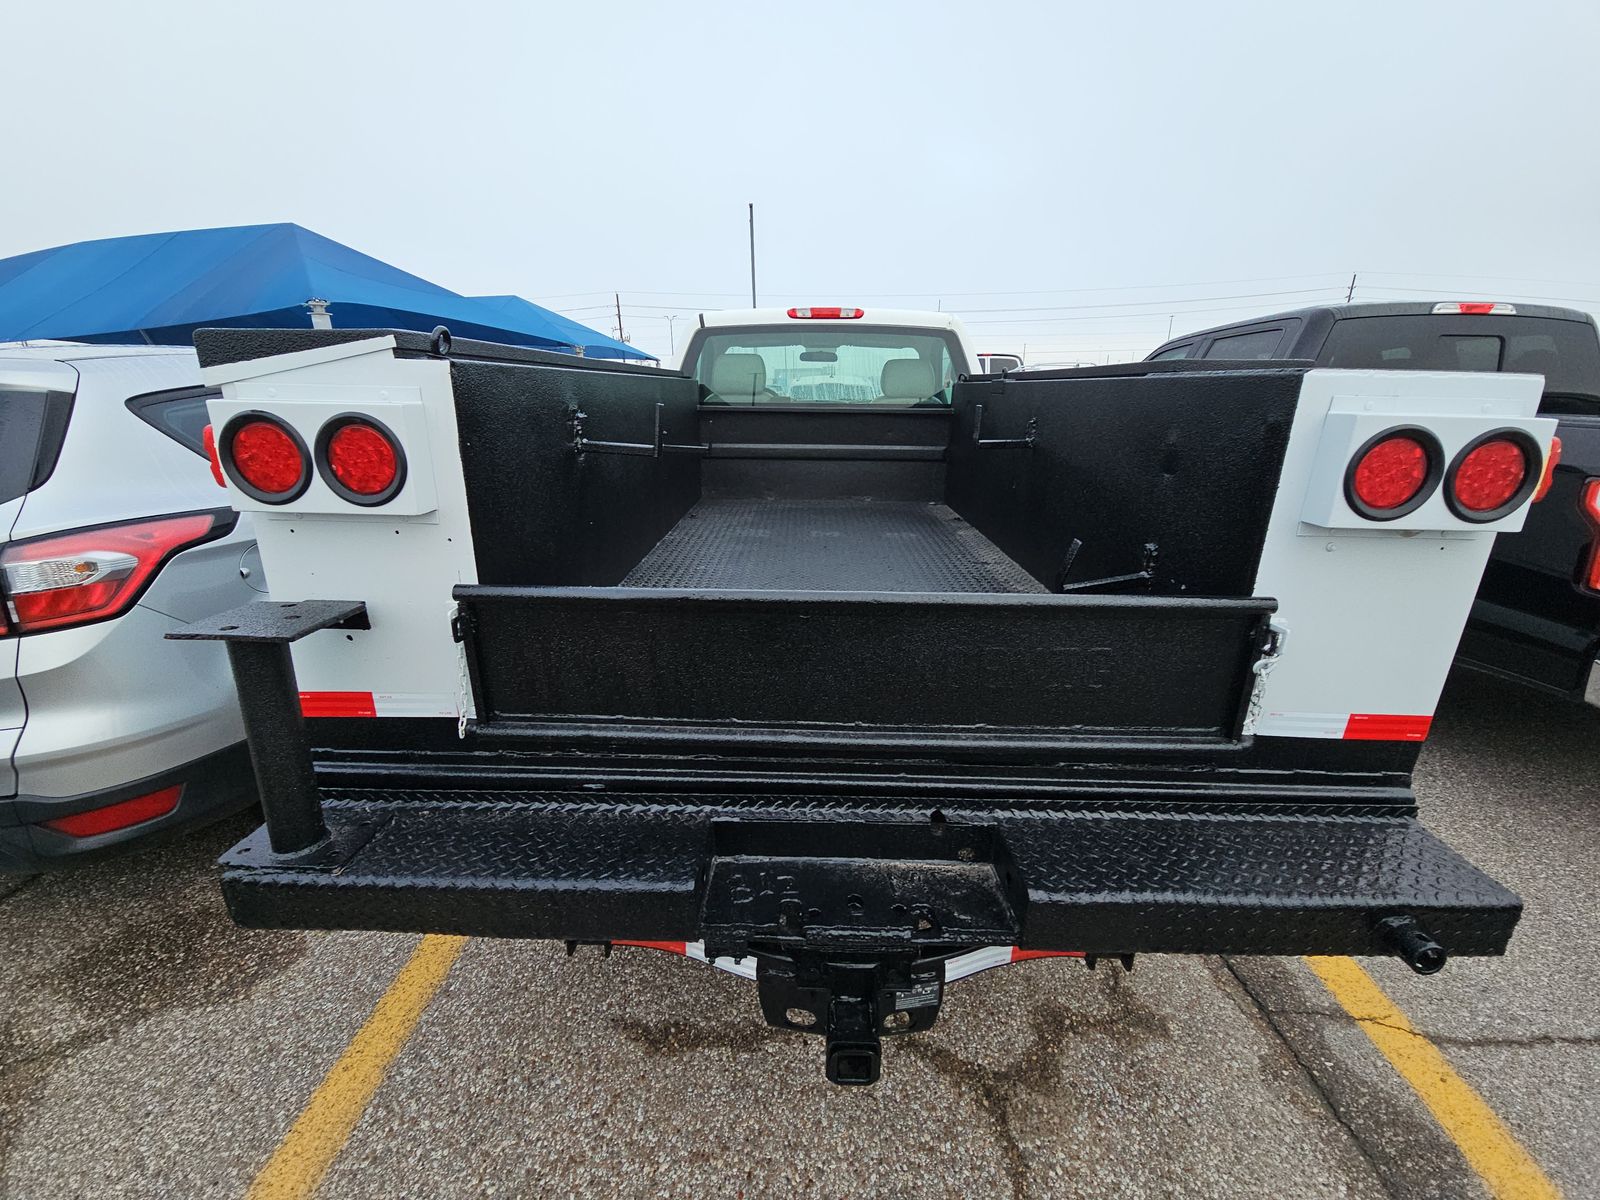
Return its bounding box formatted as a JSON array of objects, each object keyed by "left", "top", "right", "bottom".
[
  {"left": 1346, "top": 273, "right": 1357, "bottom": 303},
  {"left": 665, "top": 314, "right": 678, "bottom": 356},
  {"left": 748, "top": 203, "right": 757, "bottom": 308},
  {"left": 1166, "top": 314, "right": 1174, "bottom": 341},
  {"left": 613, "top": 292, "right": 627, "bottom": 344}
]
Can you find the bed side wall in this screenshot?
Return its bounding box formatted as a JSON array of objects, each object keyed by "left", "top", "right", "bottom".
[{"left": 945, "top": 370, "right": 1303, "bottom": 594}]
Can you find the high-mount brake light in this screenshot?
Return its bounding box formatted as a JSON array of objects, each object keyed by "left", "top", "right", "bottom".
[
  {"left": 1533, "top": 436, "right": 1561, "bottom": 502},
  {"left": 220, "top": 413, "right": 311, "bottom": 503},
  {"left": 1345, "top": 428, "right": 1441, "bottom": 520},
  {"left": 0, "top": 512, "right": 228, "bottom": 634},
  {"left": 787, "top": 307, "right": 864, "bottom": 319},
  {"left": 315, "top": 414, "right": 407, "bottom": 506},
  {"left": 1445, "top": 430, "right": 1540, "bottom": 522},
  {"left": 1581, "top": 479, "right": 1600, "bottom": 592},
  {"left": 1432, "top": 301, "right": 1516, "bottom": 315}
]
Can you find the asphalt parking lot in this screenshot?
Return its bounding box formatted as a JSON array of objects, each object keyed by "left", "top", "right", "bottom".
[{"left": 0, "top": 670, "right": 1593, "bottom": 1200}]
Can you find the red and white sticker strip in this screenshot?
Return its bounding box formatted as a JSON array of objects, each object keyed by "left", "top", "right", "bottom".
[
  {"left": 1254, "top": 711, "right": 1433, "bottom": 741},
  {"left": 299, "top": 691, "right": 458, "bottom": 718},
  {"left": 615, "top": 940, "right": 1082, "bottom": 983}
]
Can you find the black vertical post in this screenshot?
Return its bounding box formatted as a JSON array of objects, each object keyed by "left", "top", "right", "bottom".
[
  {"left": 225, "top": 641, "right": 327, "bottom": 854},
  {"left": 748, "top": 202, "right": 757, "bottom": 308}
]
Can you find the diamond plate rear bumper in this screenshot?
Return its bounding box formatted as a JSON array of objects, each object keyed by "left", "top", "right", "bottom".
[{"left": 219, "top": 792, "right": 1521, "bottom": 959}]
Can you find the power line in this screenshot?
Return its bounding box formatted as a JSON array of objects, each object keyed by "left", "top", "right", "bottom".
[
  {"left": 940, "top": 287, "right": 1342, "bottom": 316},
  {"left": 1356, "top": 285, "right": 1600, "bottom": 307},
  {"left": 958, "top": 297, "right": 1344, "bottom": 326},
  {"left": 1361, "top": 270, "right": 1600, "bottom": 290}
]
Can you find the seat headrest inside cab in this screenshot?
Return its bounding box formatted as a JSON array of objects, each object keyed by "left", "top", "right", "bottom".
[
  {"left": 710, "top": 353, "right": 767, "bottom": 399},
  {"left": 880, "top": 358, "right": 937, "bottom": 399}
]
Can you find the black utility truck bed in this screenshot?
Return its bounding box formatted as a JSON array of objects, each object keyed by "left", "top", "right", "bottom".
[{"left": 181, "top": 329, "right": 1528, "bottom": 1084}]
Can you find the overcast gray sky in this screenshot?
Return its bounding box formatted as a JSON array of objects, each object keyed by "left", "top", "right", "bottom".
[{"left": 4, "top": 1, "right": 1598, "bottom": 360}]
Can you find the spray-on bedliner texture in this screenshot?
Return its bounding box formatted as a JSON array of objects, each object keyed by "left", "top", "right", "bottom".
[{"left": 622, "top": 499, "right": 1048, "bottom": 593}]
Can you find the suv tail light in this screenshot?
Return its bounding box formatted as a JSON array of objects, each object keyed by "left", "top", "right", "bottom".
[
  {"left": 220, "top": 413, "right": 311, "bottom": 504},
  {"left": 315, "top": 415, "right": 406, "bottom": 505},
  {"left": 1345, "top": 428, "right": 1441, "bottom": 520},
  {"left": 1582, "top": 479, "right": 1600, "bottom": 592},
  {"left": 1533, "top": 436, "right": 1561, "bottom": 502},
  {"left": 787, "top": 307, "right": 864, "bottom": 319},
  {"left": 0, "top": 510, "right": 232, "bottom": 635},
  {"left": 1445, "top": 431, "right": 1540, "bottom": 522}
]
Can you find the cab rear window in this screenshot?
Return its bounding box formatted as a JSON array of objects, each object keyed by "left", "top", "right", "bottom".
[
  {"left": 1202, "top": 328, "right": 1283, "bottom": 359},
  {"left": 1320, "top": 316, "right": 1600, "bottom": 411},
  {"left": 691, "top": 327, "right": 965, "bottom": 406}
]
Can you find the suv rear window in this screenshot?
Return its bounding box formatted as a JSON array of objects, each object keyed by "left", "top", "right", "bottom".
[
  {"left": 0, "top": 388, "right": 73, "bottom": 506},
  {"left": 1320, "top": 316, "right": 1600, "bottom": 412},
  {"left": 691, "top": 327, "right": 966, "bottom": 406}
]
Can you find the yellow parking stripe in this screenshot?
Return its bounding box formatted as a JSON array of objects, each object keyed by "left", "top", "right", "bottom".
[
  {"left": 1305, "top": 956, "right": 1561, "bottom": 1200},
  {"left": 247, "top": 934, "right": 467, "bottom": 1200}
]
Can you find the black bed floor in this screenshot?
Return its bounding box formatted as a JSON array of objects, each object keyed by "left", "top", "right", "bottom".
[{"left": 622, "top": 499, "right": 1047, "bottom": 593}]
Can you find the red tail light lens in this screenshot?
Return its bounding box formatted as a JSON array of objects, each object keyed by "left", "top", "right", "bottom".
[
  {"left": 1346, "top": 429, "right": 1440, "bottom": 519},
  {"left": 1581, "top": 479, "right": 1600, "bottom": 592},
  {"left": 1533, "top": 436, "right": 1561, "bottom": 502},
  {"left": 787, "top": 307, "right": 864, "bottom": 319},
  {"left": 315, "top": 415, "right": 406, "bottom": 505},
  {"left": 1445, "top": 431, "right": 1538, "bottom": 521},
  {"left": 221, "top": 413, "right": 310, "bottom": 503},
  {"left": 40, "top": 785, "right": 182, "bottom": 837},
  {"left": 1, "top": 511, "right": 230, "bottom": 634}
]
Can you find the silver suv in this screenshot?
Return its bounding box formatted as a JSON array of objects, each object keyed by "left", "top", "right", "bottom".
[{"left": 1, "top": 344, "right": 260, "bottom": 869}]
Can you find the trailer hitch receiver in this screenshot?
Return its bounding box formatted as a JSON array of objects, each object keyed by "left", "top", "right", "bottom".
[{"left": 754, "top": 951, "right": 944, "bottom": 1086}]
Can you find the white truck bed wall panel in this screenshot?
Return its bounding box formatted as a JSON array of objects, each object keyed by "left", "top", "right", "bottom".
[
  {"left": 1298, "top": 372, "right": 1550, "bottom": 532},
  {"left": 205, "top": 345, "right": 478, "bottom": 713},
  {"left": 1252, "top": 369, "right": 1553, "bottom": 736}
]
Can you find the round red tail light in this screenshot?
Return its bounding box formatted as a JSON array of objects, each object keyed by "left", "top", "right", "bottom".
[
  {"left": 1446, "top": 431, "right": 1538, "bottom": 521},
  {"left": 1345, "top": 429, "right": 1440, "bottom": 520},
  {"left": 316, "top": 416, "right": 406, "bottom": 505},
  {"left": 222, "top": 415, "right": 310, "bottom": 503}
]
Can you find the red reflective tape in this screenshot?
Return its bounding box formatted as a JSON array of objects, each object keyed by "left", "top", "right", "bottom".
[
  {"left": 299, "top": 691, "right": 377, "bottom": 717},
  {"left": 1343, "top": 713, "right": 1432, "bottom": 741},
  {"left": 1010, "top": 948, "right": 1086, "bottom": 962},
  {"left": 41, "top": 785, "right": 183, "bottom": 837},
  {"left": 614, "top": 940, "right": 688, "bottom": 955}
]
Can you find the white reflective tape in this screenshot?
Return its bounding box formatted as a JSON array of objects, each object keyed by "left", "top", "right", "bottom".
[
  {"left": 945, "top": 946, "right": 1016, "bottom": 981},
  {"left": 371, "top": 693, "right": 458, "bottom": 718},
  {"left": 687, "top": 942, "right": 758, "bottom": 980},
  {"left": 1253, "top": 710, "right": 1348, "bottom": 739}
]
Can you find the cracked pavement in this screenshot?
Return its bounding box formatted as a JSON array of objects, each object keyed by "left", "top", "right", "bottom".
[{"left": 0, "top": 668, "right": 1594, "bottom": 1199}]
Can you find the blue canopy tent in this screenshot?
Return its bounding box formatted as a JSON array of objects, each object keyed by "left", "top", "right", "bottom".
[{"left": 0, "top": 223, "right": 651, "bottom": 360}]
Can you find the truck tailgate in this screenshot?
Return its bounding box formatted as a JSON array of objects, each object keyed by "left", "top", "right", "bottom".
[{"left": 454, "top": 586, "right": 1274, "bottom": 751}]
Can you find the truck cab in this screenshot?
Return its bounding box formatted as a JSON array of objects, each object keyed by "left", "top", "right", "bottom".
[
  {"left": 1148, "top": 302, "right": 1600, "bottom": 705},
  {"left": 176, "top": 323, "right": 1551, "bottom": 1085}
]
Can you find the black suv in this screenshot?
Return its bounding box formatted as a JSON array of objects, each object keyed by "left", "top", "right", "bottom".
[{"left": 1148, "top": 301, "right": 1600, "bottom": 705}]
